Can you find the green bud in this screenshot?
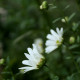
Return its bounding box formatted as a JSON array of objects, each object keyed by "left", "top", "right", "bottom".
[
  {"left": 37, "top": 58, "right": 45, "bottom": 69},
  {"left": 20, "top": 69, "right": 24, "bottom": 74},
  {"left": 69, "top": 36, "right": 75, "bottom": 44},
  {"left": 72, "top": 22, "right": 76, "bottom": 26},
  {"left": 0, "top": 58, "right": 4, "bottom": 65},
  {"left": 61, "top": 17, "right": 69, "bottom": 23},
  {"left": 40, "top": 1, "right": 48, "bottom": 10},
  {"left": 65, "top": 16, "right": 68, "bottom": 22},
  {"left": 61, "top": 18, "right": 66, "bottom": 23}
]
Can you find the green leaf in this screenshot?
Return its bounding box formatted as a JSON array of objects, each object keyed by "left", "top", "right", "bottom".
[
  {"left": 77, "top": 36, "right": 80, "bottom": 43},
  {"left": 64, "top": 5, "right": 70, "bottom": 10},
  {"left": 50, "top": 73, "right": 59, "bottom": 80},
  {"left": 67, "top": 73, "right": 80, "bottom": 80},
  {"left": 72, "top": 22, "right": 80, "bottom": 31},
  {"left": 69, "top": 44, "right": 79, "bottom": 50},
  {"left": 52, "top": 18, "right": 61, "bottom": 24},
  {"left": 68, "top": 13, "right": 76, "bottom": 22}
]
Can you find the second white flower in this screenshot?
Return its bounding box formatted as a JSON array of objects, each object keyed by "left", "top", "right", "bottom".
[{"left": 45, "top": 27, "right": 63, "bottom": 53}]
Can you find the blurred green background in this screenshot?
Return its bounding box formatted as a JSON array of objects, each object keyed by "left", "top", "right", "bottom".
[{"left": 0, "top": 0, "right": 80, "bottom": 80}]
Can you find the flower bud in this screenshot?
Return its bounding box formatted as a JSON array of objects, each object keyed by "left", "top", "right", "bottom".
[
  {"left": 65, "top": 16, "right": 68, "bottom": 22},
  {"left": 0, "top": 58, "right": 4, "bottom": 65},
  {"left": 40, "top": 1, "right": 48, "bottom": 10},
  {"left": 61, "top": 19, "right": 66, "bottom": 23},
  {"left": 69, "top": 36, "right": 75, "bottom": 44},
  {"left": 20, "top": 69, "right": 24, "bottom": 74},
  {"left": 61, "top": 17, "right": 68, "bottom": 23}
]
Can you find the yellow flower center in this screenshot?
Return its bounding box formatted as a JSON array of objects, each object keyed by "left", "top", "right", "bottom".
[
  {"left": 39, "top": 43, "right": 42, "bottom": 47},
  {"left": 56, "top": 40, "right": 61, "bottom": 46}
]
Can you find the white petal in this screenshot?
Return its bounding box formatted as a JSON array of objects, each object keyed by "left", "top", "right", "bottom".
[
  {"left": 34, "top": 38, "right": 43, "bottom": 54},
  {"left": 22, "top": 60, "right": 32, "bottom": 66},
  {"left": 56, "top": 27, "right": 60, "bottom": 34},
  {"left": 50, "top": 29, "right": 58, "bottom": 36},
  {"left": 45, "top": 40, "right": 57, "bottom": 46},
  {"left": 24, "top": 67, "right": 36, "bottom": 73},
  {"left": 32, "top": 44, "right": 39, "bottom": 54},
  {"left": 28, "top": 48, "right": 39, "bottom": 65},
  {"left": 33, "top": 44, "right": 43, "bottom": 60},
  {"left": 60, "top": 27, "right": 63, "bottom": 35},
  {"left": 61, "top": 27, "right": 63, "bottom": 32},
  {"left": 19, "top": 67, "right": 27, "bottom": 70},
  {"left": 50, "top": 29, "right": 59, "bottom": 40},
  {"left": 33, "top": 44, "right": 42, "bottom": 57},
  {"left": 24, "top": 53, "right": 30, "bottom": 60},
  {"left": 24, "top": 53, "right": 36, "bottom": 65},
  {"left": 28, "top": 48, "right": 38, "bottom": 61},
  {"left": 47, "top": 34, "right": 57, "bottom": 41},
  {"left": 56, "top": 27, "right": 63, "bottom": 38},
  {"left": 45, "top": 46, "right": 57, "bottom": 53},
  {"left": 19, "top": 67, "right": 36, "bottom": 73},
  {"left": 27, "top": 48, "right": 34, "bottom": 55},
  {"left": 27, "top": 48, "right": 35, "bottom": 59}
]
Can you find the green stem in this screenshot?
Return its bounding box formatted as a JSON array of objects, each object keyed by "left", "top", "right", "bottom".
[
  {"left": 35, "top": 0, "right": 53, "bottom": 28},
  {"left": 44, "top": 64, "right": 52, "bottom": 74},
  {"left": 71, "top": 53, "right": 80, "bottom": 73},
  {"left": 73, "top": 59, "right": 80, "bottom": 73},
  {"left": 44, "top": 64, "right": 59, "bottom": 80},
  {"left": 67, "top": 47, "right": 80, "bottom": 73},
  {"left": 11, "top": 72, "right": 15, "bottom": 80}
]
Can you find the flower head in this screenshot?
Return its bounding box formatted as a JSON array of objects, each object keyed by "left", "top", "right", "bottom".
[
  {"left": 40, "top": 1, "right": 48, "bottom": 10},
  {"left": 19, "top": 44, "right": 45, "bottom": 73},
  {"left": 45, "top": 27, "right": 63, "bottom": 53},
  {"left": 34, "top": 38, "right": 43, "bottom": 54}
]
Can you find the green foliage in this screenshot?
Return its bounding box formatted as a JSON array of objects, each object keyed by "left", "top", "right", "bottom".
[{"left": 0, "top": 0, "right": 80, "bottom": 80}]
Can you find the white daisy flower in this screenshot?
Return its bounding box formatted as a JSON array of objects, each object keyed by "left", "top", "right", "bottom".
[
  {"left": 34, "top": 38, "right": 43, "bottom": 54},
  {"left": 45, "top": 27, "right": 63, "bottom": 53},
  {"left": 19, "top": 44, "right": 45, "bottom": 73}
]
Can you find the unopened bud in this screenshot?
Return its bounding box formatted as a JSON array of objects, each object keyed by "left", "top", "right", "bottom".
[
  {"left": 69, "top": 36, "right": 75, "bottom": 44},
  {"left": 40, "top": 1, "right": 48, "bottom": 10},
  {"left": 61, "top": 17, "right": 68, "bottom": 23},
  {"left": 20, "top": 69, "right": 24, "bottom": 74},
  {"left": 0, "top": 58, "right": 4, "bottom": 65},
  {"left": 65, "top": 17, "right": 68, "bottom": 22},
  {"left": 61, "top": 19, "right": 66, "bottom": 23}
]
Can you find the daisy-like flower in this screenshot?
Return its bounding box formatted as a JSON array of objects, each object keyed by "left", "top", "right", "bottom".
[
  {"left": 19, "top": 44, "right": 45, "bottom": 73},
  {"left": 45, "top": 27, "right": 63, "bottom": 53},
  {"left": 34, "top": 38, "right": 43, "bottom": 54}
]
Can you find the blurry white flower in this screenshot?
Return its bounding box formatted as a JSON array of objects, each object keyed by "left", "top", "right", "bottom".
[
  {"left": 34, "top": 38, "right": 43, "bottom": 54},
  {"left": 45, "top": 27, "right": 63, "bottom": 53},
  {"left": 0, "top": 7, "right": 7, "bottom": 15},
  {"left": 19, "top": 44, "right": 45, "bottom": 73},
  {"left": 0, "top": 7, "right": 7, "bottom": 22}
]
